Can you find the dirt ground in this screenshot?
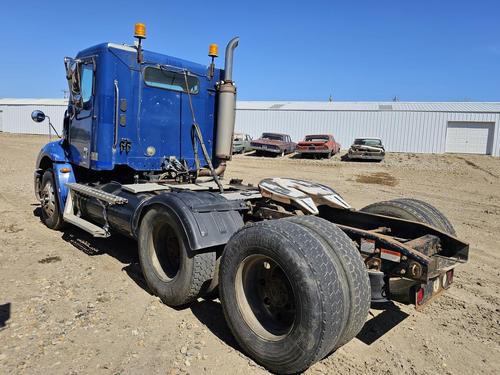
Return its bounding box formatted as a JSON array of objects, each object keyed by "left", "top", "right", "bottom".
[{"left": 0, "top": 133, "right": 499, "bottom": 375}]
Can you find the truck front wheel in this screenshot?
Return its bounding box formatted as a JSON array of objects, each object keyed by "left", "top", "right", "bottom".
[
  {"left": 39, "top": 169, "right": 65, "bottom": 230},
  {"left": 138, "top": 206, "right": 216, "bottom": 306}
]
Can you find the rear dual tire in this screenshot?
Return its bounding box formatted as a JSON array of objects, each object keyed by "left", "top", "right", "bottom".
[
  {"left": 138, "top": 206, "right": 216, "bottom": 306},
  {"left": 219, "top": 217, "right": 370, "bottom": 374},
  {"left": 360, "top": 198, "right": 456, "bottom": 236}
]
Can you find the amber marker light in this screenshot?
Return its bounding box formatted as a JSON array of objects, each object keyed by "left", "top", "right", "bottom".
[
  {"left": 134, "top": 23, "right": 146, "bottom": 39},
  {"left": 208, "top": 43, "right": 219, "bottom": 58}
]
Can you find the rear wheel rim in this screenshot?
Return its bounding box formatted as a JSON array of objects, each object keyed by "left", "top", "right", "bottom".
[
  {"left": 150, "top": 218, "right": 181, "bottom": 281},
  {"left": 235, "top": 254, "right": 296, "bottom": 341},
  {"left": 41, "top": 180, "right": 56, "bottom": 218}
]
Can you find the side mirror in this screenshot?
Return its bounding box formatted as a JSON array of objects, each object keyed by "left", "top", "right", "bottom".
[{"left": 31, "top": 110, "right": 46, "bottom": 123}]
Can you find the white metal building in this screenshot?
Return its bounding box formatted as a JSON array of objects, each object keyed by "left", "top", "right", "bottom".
[
  {"left": 0, "top": 99, "right": 67, "bottom": 135},
  {"left": 235, "top": 101, "right": 500, "bottom": 156},
  {"left": 1, "top": 99, "right": 499, "bottom": 156}
]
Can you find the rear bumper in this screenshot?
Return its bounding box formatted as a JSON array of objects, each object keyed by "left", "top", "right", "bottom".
[
  {"left": 297, "top": 149, "right": 331, "bottom": 154},
  {"left": 413, "top": 268, "right": 455, "bottom": 309},
  {"left": 252, "top": 145, "right": 282, "bottom": 154},
  {"left": 348, "top": 152, "right": 384, "bottom": 160}
]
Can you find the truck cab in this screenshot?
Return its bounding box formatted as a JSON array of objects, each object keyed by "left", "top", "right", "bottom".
[
  {"left": 36, "top": 43, "right": 227, "bottom": 175},
  {"left": 62, "top": 43, "right": 221, "bottom": 172}
]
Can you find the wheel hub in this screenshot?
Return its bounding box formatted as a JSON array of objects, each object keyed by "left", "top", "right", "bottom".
[
  {"left": 235, "top": 254, "right": 296, "bottom": 340},
  {"left": 40, "top": 180, "right": 56, "bottom": 217},
  {"left": 150, "top": 219, "right": 181, "bottom": 281}
]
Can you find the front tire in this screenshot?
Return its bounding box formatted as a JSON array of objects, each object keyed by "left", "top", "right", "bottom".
[
  {"left": 39, "top": 169, "right": 65, "bottom": 230},
  {"left": 138, "top": 206, "right": 216, "bottom": 306},
  {"left": 220, "top": 219, "right": 347, "bottom": 374}
]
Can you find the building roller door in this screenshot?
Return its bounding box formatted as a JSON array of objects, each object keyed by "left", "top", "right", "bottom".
[{"left": 445, "top": 122, "right": 494, "bottom": 155}]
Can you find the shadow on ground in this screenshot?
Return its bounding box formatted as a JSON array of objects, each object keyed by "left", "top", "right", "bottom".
[
  {"left": 356, "top": 302, "right": 409, "bottom": 345},
  {"left": 340, "top": 153, "right": 383, "bottom": 163},
  {"left": 190, "top": 299, "right": 241, "bottom": 351},
  {"left": 244, "top": 151, "right": 280, "bottom": 158},
  {"left": 59, "top": 228, "right": 151, "bottom": 292},
  {"left": 32, "top": 207, "right": 409, "bottom": 352},
  {"left": 55, "top": 224, "right": 242, "bottom": 350},
  {"left": 0, "top": 303, "right": 11, "bottom": 330}
]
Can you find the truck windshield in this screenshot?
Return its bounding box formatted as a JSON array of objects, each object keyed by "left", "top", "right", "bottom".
[
  {"left": 144, "top": 67, "right": 199, "bottom": 94},
  {"left": 354, "top": 139, "right": 382, "bottom": 146}
]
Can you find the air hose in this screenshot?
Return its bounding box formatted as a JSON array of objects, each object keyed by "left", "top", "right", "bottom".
[{"left": 183, "top": 71, "right": 224, "bottom": 193}]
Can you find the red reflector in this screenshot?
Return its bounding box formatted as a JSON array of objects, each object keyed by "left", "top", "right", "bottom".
[
  {"left": 60, "top": 168, "right": 71, "bottom": 173},
  {"left": 416, "top": 288, "right": 424, "bottom": 305}
]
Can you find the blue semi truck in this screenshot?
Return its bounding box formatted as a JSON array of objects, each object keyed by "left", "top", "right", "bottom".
[{"left": 32, "top": 24, "right": 468, "bottom": 374}]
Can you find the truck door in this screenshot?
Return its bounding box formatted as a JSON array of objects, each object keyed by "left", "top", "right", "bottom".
[{"left": 66, "top": 58, "right": 95, "bottom": 168}]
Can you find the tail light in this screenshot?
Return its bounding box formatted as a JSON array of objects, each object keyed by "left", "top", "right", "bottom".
[{"left": 416, "top": 287, "right": 425, "bottom": 305}]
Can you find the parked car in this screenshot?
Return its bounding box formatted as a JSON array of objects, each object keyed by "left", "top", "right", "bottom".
[
  {"left": 347, "top": 137, "right": 385, "bottom": 161},
  {"left": 251, "top": 133, "right": 296, "bottom": 156},
  {"left": 296, "top": 134, "right": 341, "bottom": 159},
  {"left": 232, "top": 133, "right": 253, "bottom": 154}
]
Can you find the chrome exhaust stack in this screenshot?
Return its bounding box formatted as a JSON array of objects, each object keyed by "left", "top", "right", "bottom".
[{"left": 215, "top": 37, "right": 239, "bottom": 161}]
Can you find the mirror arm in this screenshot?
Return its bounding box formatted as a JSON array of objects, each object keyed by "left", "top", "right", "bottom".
[{"left": 45, "top": 115, "right": 61, "bottom": 138}]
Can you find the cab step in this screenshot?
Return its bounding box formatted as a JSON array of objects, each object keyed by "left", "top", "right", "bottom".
[
  {"left": 63, "top": 183, "right": 128, "bottom": 238},
  {"left": 66, "top": 183, "right": 128, "bottom": 205},
  {"left": 63, "top": 213, "right": 108, "bottom": 237}
]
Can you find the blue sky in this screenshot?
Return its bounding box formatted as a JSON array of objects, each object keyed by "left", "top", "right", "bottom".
[{"left": 1, "top": 0, "right": 499, "bottom": 101}]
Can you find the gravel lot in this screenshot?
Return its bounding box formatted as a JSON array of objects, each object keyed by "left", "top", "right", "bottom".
[{"left": 0, "top": 133, "right": 499, "bottom": 375}]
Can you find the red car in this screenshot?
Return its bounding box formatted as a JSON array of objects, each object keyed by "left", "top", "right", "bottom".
[
  {"left": 251, "top": 133, "right": 296, "bottom": 157},
  {"left": 296, "top": 134, "right": 341, "bottom": 158}
]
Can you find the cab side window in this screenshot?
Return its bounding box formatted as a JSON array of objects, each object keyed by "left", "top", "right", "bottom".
[{"left": 81, "top": 64, "right": 94, "bottom": 107}]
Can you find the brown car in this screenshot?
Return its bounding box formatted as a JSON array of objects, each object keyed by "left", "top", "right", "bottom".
[
  {"left": 296, "top": 134, "right": 341, "bottom": 159},
  {"left": 251, "top": 133, "right": 296, "bottom": 156}
]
